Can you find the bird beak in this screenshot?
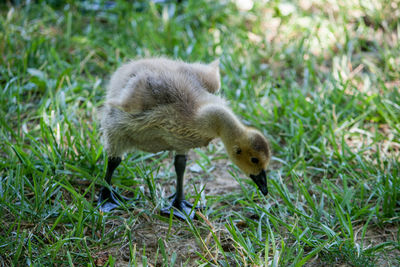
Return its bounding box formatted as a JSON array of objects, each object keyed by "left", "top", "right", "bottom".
[{"left": 250, "top": 170, "right": 268, "bottom": 195}]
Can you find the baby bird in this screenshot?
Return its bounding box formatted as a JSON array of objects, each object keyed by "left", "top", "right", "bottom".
[{"left": 98, "top": 57, "right": 271, "bottom": 219}]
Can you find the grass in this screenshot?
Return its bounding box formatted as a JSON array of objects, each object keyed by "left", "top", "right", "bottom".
[{"left": 0, "top": 0, "right": 399, "bottom": 266}]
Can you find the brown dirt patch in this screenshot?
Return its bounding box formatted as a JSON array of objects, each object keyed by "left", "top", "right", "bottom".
[{"left": 101, "top": 140, "right": 244, "bottom": 266}]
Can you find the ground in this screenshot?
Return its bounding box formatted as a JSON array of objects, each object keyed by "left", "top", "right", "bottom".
[{"left": 0, "top": 0, "right": 400, "bottom": 266}]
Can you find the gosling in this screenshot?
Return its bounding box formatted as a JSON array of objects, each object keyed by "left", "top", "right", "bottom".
[{"left": 98, "top": 57, "right": 271, "bottom": 220}]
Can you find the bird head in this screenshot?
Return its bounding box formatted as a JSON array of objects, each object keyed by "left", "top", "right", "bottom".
[{"left": 226, "top": 128, "right": 271, "bottom": 195}]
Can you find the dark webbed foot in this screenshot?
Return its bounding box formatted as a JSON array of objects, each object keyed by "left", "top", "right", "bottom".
[
  {"left": 160, "top": 195, "right": 204, "bottom": 220},
  {"left": 98, "top": 156, "right": 127, "bottom": 212},
  {"left": 98, "top": 186, "right": 132, "bottom": 212},
  {"left": 160, "top": 154, "right": 206, "bottom": 220}
]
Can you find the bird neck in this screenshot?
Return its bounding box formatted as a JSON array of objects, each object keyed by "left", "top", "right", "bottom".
[{"left": 196, "top": 104, "right": 246, "bottom": 144}]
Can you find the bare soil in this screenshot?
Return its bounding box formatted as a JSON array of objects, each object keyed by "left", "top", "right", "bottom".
[{"left": 103, "top": 141, "right": 242, "bottom": 266}]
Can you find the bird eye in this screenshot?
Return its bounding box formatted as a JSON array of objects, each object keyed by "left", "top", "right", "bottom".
[
  {"left": 236, "top": 148, "right": 242, "bottom": 155},
  {"left": 251, "top": 157, "right": 259, "bottom": 164}
]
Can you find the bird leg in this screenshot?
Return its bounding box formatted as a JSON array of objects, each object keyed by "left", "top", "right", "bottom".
[
  {"left": 98, "top": 156, "right": 131, "bottom": 212},
  {"left": 161, "top": 155, "right": 204, "bottom": 220}
]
